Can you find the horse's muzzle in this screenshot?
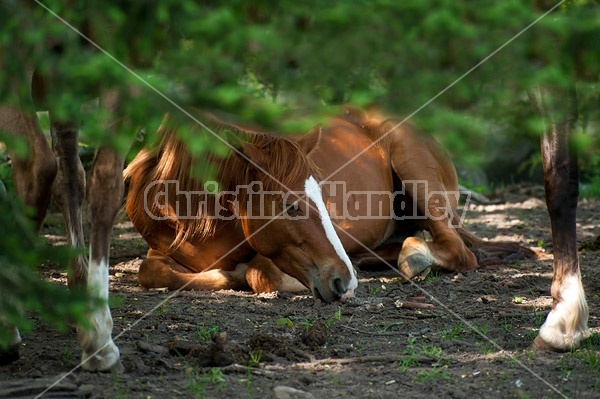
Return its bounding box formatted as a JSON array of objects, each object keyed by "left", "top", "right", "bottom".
[
  {"left": 312, "top": 275, "right": 351, "bottom": 303},
  {"left": 332, "top": 277, "right": 349, "bottom": 299}
]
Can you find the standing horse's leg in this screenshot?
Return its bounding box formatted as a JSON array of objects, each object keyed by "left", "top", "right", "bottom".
[
  {"left": 528, "top": 87, "right": 590, "bottom": 351},
  {"left": 75, "top": 90, "right": 125, "bottom": 371},
  {"left": 49, "top": 119, "right": 88, "bottom": 289},
  {"left": 0, "top": 105, "right": 56, "bottom": 364},
  {"left": 77, "top": 144, "right": 123, "bottom": 371},
  {"left": 0, "top": 106, "right": 56, "bottom": 230}
]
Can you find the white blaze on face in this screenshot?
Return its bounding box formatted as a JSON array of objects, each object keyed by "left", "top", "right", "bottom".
[
  {"left": 538, "top": 273, "right": 590, "bottom": 350},
  {"left": 304, "top": 176, "right": 358, "bottom": 295}
]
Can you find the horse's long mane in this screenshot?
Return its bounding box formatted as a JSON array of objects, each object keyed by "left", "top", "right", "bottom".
[{"left": 124, "top": 114, "right": 315, "bottom": 252}]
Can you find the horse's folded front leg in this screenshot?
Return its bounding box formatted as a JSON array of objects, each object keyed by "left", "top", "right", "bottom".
[
  {"left": 246, "top": 254, "right": 307, "bottom": 294},
  {"left": 138, "top": 249, "right": 250, "bottom": 291},
  {"left": 397, "top": 234, "right": 478, "bottom": 283}
]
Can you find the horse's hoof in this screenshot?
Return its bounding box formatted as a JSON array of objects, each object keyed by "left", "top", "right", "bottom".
[
  {"left": 398, "top": 253, "right": 432, "bottom": 283},
  {"left": 0, "top": 344, "right": 21, "bottom": 366},
  {"left": 80, "top": 340, "right": 122, "bottom": 373},
  {"left": 529, "top": 334, "right": 556, "bottom": 352},
  {"left": 82, "top": 358, "right": 124, "bottom": 374}
]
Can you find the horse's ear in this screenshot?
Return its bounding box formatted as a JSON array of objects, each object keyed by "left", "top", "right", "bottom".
[{"left": 297, "top": 126, "right": 322, "bottom": 154}]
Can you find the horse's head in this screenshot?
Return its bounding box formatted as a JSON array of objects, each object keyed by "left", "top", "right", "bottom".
[{"left": 225, "top": 135, "right": 358, "bottom": 302}]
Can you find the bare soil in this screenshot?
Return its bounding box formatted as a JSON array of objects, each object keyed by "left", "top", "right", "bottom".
[{"left": 1, "top": 185, "right": 599, "bottom": 399}]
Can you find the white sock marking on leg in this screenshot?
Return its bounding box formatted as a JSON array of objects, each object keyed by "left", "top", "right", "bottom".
[
  {"left": 539, "top": 273, "right": 590, "bottom": 350},
  {"left": 78, "top": 257, "right": 120, "bottom": 371}
]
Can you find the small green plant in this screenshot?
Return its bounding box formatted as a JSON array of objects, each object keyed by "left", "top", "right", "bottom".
[
  {"left": 501, "top": 320, "right": 516, "bottom": 334},
  {"left": 245, "top": 349, "right": 263, "bottom": 394},
  {"left": 416, "top": 364, "right": 450, "bottom": 382},
  {"left": 61, "top": 345, "right": 73, "bottom": 367},
  {"left": 298, "top": 316, "right": 315, "bottom": 331},
  {"left": 572, "top": 348, "right": 600, "bottom": 371},
  {"left": 532, "top": 308, "right": 546, "bottom": 326},
  {"left": 399, "top": 337, "right": 447, "bottom": 376},
  {"left": 369, "top": 284, "right": 386, "bottom": 295},
  {"left": 276, "top": 317, "right": 295, "bottom": 329},
  {"left": 512, "top": 296, "right": 524, "bottom": 304},
  {"left": 421, "top": 343, "right": 443, "bottom": 358},
  {"left": 441, "top": 323, "right": 464, "bottom": 340},
  {"left": 398, "top": 356, "right": 419, "bottom": 373},
  {"left": 476, "top": 340, "right": 496, "bottom": 354},
  {"left": 186, "top": 367, "right": 206, "bottom": 399},
  {"left": 558, "top": 353, "right": 578, "bottom": 382},
  {"left": 249, "top": 349, "right": 263, "bottom": 367},
  {"left": 325, "top": 307, "right": 342, "bottom": 329},
  {"left": 155, "top": 302, "right": 168, "bottom": 315},
  {"left": 424, "top": 270, "right": 440, "bottom": 283},
  {"left": 404, "top": 337, "right": 417, "bottom": 355},
  {"left": 528, "top": 350, "right": 538, "bottom": 361},
  {"left": 204, "top": 368, "right": 226, "bottom": 386},
  {"left": 196, "top": 324, "right": 219, "bottom": 341},
  {"left": 185, "top": 366, "right": 225, "bottom": 399}
]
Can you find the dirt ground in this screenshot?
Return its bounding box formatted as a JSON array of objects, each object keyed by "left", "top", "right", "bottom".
[{"left": 1, "top": 184, "right": 599, "bottom": 399}]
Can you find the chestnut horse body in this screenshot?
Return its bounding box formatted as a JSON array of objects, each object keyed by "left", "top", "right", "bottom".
[{"left": 125, "top": 110, "right": 531, "bottom": 303}]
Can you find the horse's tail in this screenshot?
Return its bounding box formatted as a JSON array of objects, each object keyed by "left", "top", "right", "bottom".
[{"left": 455, "top": 221, "right": 538, "bottom": 266}]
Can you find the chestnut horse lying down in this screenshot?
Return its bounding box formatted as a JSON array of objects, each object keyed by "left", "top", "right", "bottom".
[
  {"left": 125, "top": 109, "right": 534, "bottom": 299},
  {"left": 125, "top": 107, "right": 590, "bottom": 352}
]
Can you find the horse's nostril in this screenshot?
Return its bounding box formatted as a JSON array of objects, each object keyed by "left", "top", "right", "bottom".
[{"left": 331, "top": 277, "right": 348, "bottom": 298}]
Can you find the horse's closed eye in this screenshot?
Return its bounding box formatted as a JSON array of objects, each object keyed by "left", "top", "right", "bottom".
[{"left": 285, "top": 202, "right": 302, "bottom": 216}]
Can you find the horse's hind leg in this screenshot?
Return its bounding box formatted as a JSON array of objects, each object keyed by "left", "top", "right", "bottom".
[
  {"left": 49, "top": 119, "right": 88, "bottom": 289},
  {"left": 382, "top": 121, "right": 477, "bottom": 281},
  {"left": 0, "top": 106, "right": 56, "bottom": 364},
  {"left": 1, "top": 106, "right": 57, "bottom": 230},
  {"left": 528, "top": 87, "right": 589, "bottom": 351}
]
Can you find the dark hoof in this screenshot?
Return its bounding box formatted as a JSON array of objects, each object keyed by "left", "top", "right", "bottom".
[{"left": 398, "top": 253, "right": 432, "bottom": 283}]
